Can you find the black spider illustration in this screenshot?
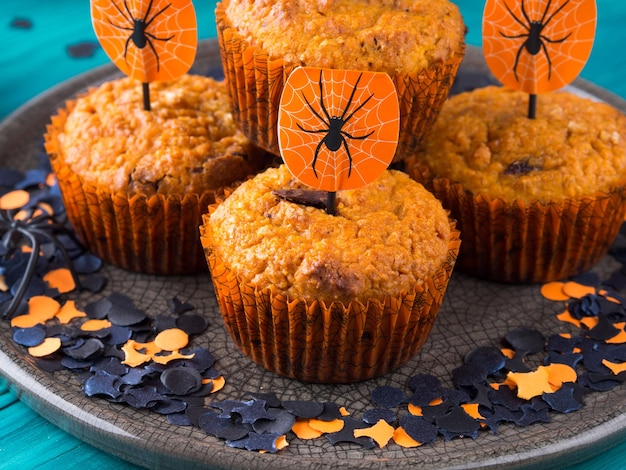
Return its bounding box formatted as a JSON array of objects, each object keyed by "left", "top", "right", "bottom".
[
  {"left": 109, "top": 0, "right": 174, "bottom": 72},
  {"left": 0, "top": 205, "right": 81, "bottom": 319},
  {"left": 297, "top": 72, "right": 375, "bottom": 178},
  {"left": 500, "top": 0, "right": 572, "bottom": 81}
]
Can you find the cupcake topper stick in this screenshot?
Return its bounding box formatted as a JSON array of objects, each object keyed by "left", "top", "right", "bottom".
[
  {"left": 278, "top": 67, "right": 399, "bottom": 214},
  {"left": 91, "top": 0, "right": 197, "bottom": 111},
  {"left": 482, "top": 0, "right": 596, "bottom": 118}
]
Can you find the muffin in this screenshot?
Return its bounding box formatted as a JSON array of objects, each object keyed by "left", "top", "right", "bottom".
[
  {"left": 200, "top": 165, "right": 461, "bottom": 383},
  {"left": 45, "top": 74, "right": 267, "bottom": 275},
  {"left": 215, "top": 0, "right": 466, "bottom": 159},
  {"left": 406, "top": 86, "right": 626, "bottom": 283}
]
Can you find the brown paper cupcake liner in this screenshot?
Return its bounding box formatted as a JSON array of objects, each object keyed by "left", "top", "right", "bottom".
[
  {"left": 45, "top": 101, "right": 227, "bottom": 275},
  {"left": 407, "top": 160, "right": 626, "bottom": 283},
  {"left": 215, "top": 2, "right": 465, "bottom": 159},
  {"left": 200, "top": 212, "right": 461, "bottom": 383}
]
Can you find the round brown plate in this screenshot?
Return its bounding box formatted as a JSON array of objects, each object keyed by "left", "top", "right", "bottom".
[{"left": 1, "top": 40, "right": 626, "bottom": 469}]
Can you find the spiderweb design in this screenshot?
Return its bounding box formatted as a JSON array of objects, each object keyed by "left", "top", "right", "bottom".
[
  {"left": 200, "top": 218, "right": 461, "bottom": 383},
  {"left": 91, "top": 0, "right": 197, "bottom": 82},
  {"left": 278, "top": 68, "right": 399, "bottom": 192},
  {"left": 483, "top": 0, "right": 596, "bottom": 94}
]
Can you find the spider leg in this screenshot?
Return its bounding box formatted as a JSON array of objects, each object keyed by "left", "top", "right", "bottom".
[
  {"left": 301, "top": 91, "right": 330, "bottom": 127},
  {"left": 145, "top": 3, "right": 172, "bottom": 27},
  {"left": 316, "top": 71, "right": 333, "bottom": 123},
  {"left": 512, "top": 43, "right": 524, "bottom": 82},
  {"left": 145, "top": 37, "right": 162, "bottom": 71},
  {"left": 541, "top": 32, "right": 572, "bottom": 44},
  {"left": 145, "top": 31, "right": 176, "bottom": 42},
  {"left": 499, "top": 32, "right": 531, "bottom": 39},
  {"left": 543, "top": 0, "right": 572, "bottom": 29},
  {"left": 340, "top": 136, "right": 354, "bottom": 178},
  {"left": 296, "top": 124, "right": 328, "bottom": 134},
  {"left": 340, "top": 73, "right": 364, "bottom": 121},
  {"left": 311, "top": 139, "right": 325, "bottom": 178},
  {"left": 341, "top": 129, "right": 375, "bottom": 141},
  {"left": 502, "top": 0, "right": 530, "bottom": 32},
  {"left": 110, "top": 0, "right": 133, "bottom": 25},
  {"left": 143, "top": 0, "right": 155, "bottom": 22},
  {"left": 540, "top": 41, "right": 554, "bottom": 80},
  {"left": 123, "top": 35, "right": 132, "bottom": 63}
]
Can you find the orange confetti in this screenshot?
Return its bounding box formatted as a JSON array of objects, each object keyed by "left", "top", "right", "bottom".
[
  {"left": 55, "top": 300, "right": 87, "bottom": 324},
  {"left": 121, "top": 340, "right": 152, "bottom": 367},
  {"left": 546, "top": 363, "right": 577, "bottom": 389},
  {"left": 278, "top": 67, "right": 399, "bottom": 192},
  {"left": 461, "top": 403, "right": 486, "bottom": 421},
  {"left": 508, "top": 366, "right": 554, "bottom": 399},
  {"left": 0, "top": 189, "right": 29, "bottom": 210},
  {"left": 407, "top": 403, "right": 422, "bottom": 416},
  {"left": 208, "top": 375, "right": 226, "bottom": 393},
  {"left": 353, "top": 419, "right": 395, "bottom": 448},
  {"left": 580, "top": 316, "right": 599, "bottom": 330},
  {"left": 308, "top": 418, "right": 345, "bottom": 434},
  {"left": 339, "top": 406, "right": 350, "bottom": 417},
  {"left": 602, "top": 359, "right": 626, "bottom": 375},
  {"left": 292, "top": 419, "right": 323, "bottom": 439},
  {"left": 154, "top": 328, "right": 189, "bottom": 351},
  {"left": 556, "top": 309, "right": 582, "bottom": 328},
  {"left": 28, "top": 337, "right": 62, "bottom": 357},
  {"left": 562, "top": 281, "right": 596, "bottom": 299},
  {"left": 275, "top": 435, "right": 289, "bottom": 451},
  {"left": 81, "top": 319, "right": 113, "bottom": 331},
  {"left": 606, "top": 323, "right": 626, "bottom": 344},
  {"left": 392, "top": 426, "right": 422, "bottom": 448},
  {"left": 540, "top": 281, "right": 569, "bottom": 301},
  {"left": 500, "top": 348, "right": 515, "bottom": 359},
  {"left": 43, "top": 268, "right": 76, "bottom": 294},
  {"left": 11, "top": 295, "right": 61, "bottom": 327}
]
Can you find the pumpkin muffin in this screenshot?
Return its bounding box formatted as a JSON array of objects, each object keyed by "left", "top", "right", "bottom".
[
  {"left": 200, "top": 165, "right": 461, "bottom": 382},
  {"left": 215, "top": 0, "right": 466, "bottom": 159},
  {"left": 406, "top": 85, "right": 626, "bottom": 283},
  {"left": 45, "top": 74, "right": 267, "bottom": 275}
]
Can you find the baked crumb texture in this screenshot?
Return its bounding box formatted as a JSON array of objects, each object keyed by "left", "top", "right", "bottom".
[
  {"left": 406, "top": 86, "right": 626, "bottom": 283},
  {"left": 45, "top": 75, "right": 266, "bottom": 275},
  {"left": 200, "top": 165, "right": 461, "bottom": 382},
  {"left": 215, "top": 0, "right": 466, "bottom": 158}
]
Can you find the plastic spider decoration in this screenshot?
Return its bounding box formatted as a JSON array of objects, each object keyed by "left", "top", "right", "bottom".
[
  {"left": 109, "top": 0, "right": 174, "bottom": 72},
  {"left": 500, "top": 0, "right": 572, "bottom": 81},
  {"left": 297, "top": 71, "right": 375, "bottom": 178},
  {"left": 0, "top": 205, "right": 81, "bottom": 319}
]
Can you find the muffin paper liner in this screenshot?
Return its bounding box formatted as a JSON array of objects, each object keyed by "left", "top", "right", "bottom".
[
  {"left": 45, "top": 101, "right": 226, "bottom": 275},
  {"left": 200, "top": 211, "right": 461, "bottom": 383},
  {"left": 215, "top": 2, "right": 465, "bottom": 159},
  {"left": 408, "top": 160, "right": 626, "bottom": 284}
]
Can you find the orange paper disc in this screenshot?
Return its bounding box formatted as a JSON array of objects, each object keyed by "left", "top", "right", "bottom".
[
  {"left": 91, "top": 0, "right": 197, "bottom": 82},
  {"left": 278, "top": 67, "right": 399, "bottom": 192},
  {"left": 483, "top": 0, "right": 596, "bottom": 94}
]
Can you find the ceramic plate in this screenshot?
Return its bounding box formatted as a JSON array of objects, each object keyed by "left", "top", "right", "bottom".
[{"left": 1, "top": 40, "right": 626, "bottom": 470}]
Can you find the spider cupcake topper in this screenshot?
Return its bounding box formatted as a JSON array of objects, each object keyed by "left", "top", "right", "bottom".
[
  {"left": 91, "top": 0, "right": 197, "bottom": 110},
  {"left": 483, "top": 0, "right": 596, "bottom": 118},
  {"left": 278, "top": 67, "right": 399, "bottom": 214}
]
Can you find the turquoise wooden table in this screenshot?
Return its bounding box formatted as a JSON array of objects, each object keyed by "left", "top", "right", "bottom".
[{"left": 2, "top": 1, "right": 626, "bottom": 468}]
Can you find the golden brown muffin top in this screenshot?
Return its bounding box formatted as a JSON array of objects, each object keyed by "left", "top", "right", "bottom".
[
  {"left": 220, "top": 0, "right": 466, "bottom": 74},
  {"left": 413, "top": 86, "right": 626, "bottom": 201},
  {"left": 56, "top": 74, "right": 264, "bottom": 196},
  {"left": 206, "top": 165, "right": 451, "bottom": 303}
]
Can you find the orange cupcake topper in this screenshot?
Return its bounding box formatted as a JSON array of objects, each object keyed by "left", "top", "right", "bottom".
[
  {"left": 483, "top": 0, "right": 596, "bottom": 97},
  {"left": 278, "top": 67, "right": 399, "bottom": 197},
  {"left": 91, "top": 0, "right": 197, "bottom": 108}
]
